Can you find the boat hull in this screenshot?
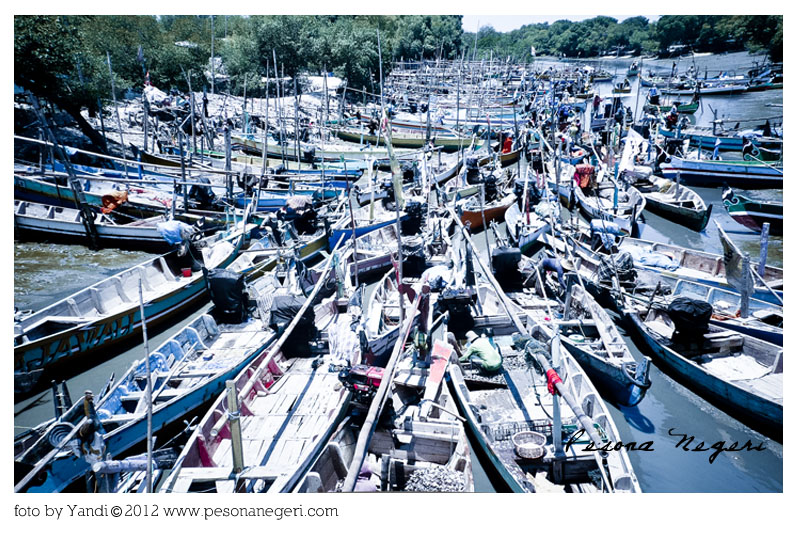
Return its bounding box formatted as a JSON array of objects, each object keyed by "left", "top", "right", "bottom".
[
  {"left": 643, "top": 196, "right": 713, "bottom": 232},
  {"left": 661, "top": 157, "right": 782, "bottom": 189}
]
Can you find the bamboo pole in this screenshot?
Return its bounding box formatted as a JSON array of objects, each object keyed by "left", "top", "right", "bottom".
[
  {"left": 137, "top": 278, "right": 154, "bottom": 492},
  {"left": 106, "top": 51, "right": 130, "bottom": 179}
]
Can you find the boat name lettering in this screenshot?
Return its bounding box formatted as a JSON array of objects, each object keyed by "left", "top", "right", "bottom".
[
  {"left": 45, "top": 312, "right": 136, "bottom": 361},
  {"left": 564, "top": 429, "right": 655, "bottom": 453},
  {"left": 667, "top": 428, "right": 766, "bottom": 464}
]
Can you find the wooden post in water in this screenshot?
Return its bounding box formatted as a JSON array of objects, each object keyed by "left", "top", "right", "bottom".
[
  {"left": 345, "top": 160, "right": 360, "bottom": 288},
  {"left": 210, "top": 15, "right": 215, "bottom": 95},
  {"left": 225, "top": 126, "right": 232, "bottom": 204},
  {"left": 225, "top": 381, "right": 245, "bottom": 473},
  {"left": 758, "top": 223, "right": 770, "bottom": 277},
  {"left": 294, "top": 77, "right": 300, "bottom": 164},
  {"left": 480, "top": 182, "right": 491, "bottom": 253},
  {"left": 142, "top": 93, "right": 149, "bottom": 155},
  {"left": 551, "top": 334, "right": 564, "bottom": 461},
  {"left": 262, "top": 61, "right": 270, "bottom": 178},
  {"left": 189, "top": 88, "right": 197, "bottom": 164},
  {"left": 741, "top": 253, "right": 752, "bottom": 319},
  {"left": 179, "top": 130, "right": 187, "bottom": 214},
  {"left": 50, "top": 381, "right": 61, "bottom": 420}
]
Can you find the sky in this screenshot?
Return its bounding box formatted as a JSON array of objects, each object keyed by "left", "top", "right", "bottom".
[{"left": 461, "top": 15, "right": 660, "bottom": 33}]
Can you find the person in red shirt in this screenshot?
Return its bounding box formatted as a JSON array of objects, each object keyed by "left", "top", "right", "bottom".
[{"left": 502, "top": 134, "right": 513, "bottom": 154}]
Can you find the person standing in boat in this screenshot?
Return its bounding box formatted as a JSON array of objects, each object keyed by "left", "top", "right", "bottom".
[
  {"left": 502, "top": 133, "right": 513, "bottom": 154},
  {"left": 459, "top": 331, "right": 502, "bottom": 374},
  {"left": 539, "top": 256, "right": 566, "bottom": 288}
]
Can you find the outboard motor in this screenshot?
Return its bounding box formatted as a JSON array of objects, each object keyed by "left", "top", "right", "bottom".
[
  {"left": 483, "top": 174, "right": 499, "bottom": 203},
  {"left": 400, "top": 200, "right": 423, "bottom": 236},
  {"left": 667, "top": 297, "right": 713, "bottom": 344},
  {"left": 439, "top": 287, "right": 476, "bottom": 337},
  {"left": 401, "top": 241, "right": 427, "bottom": 277},
  {"left": 465, "top": 157, "right": 481, "bottom": 184},
  {"left": 207, "top": 269, "right": 250, "bottom": 324},
  {"left": 514, "top": 179, "right": 541, "bottom": 210},
  {"left": 293, "top": 206, "right": 318, "bottom": 236},
  {"left": 657, "top": 138, "right": 685, "bottom": 166},
  {"left": 188, "top": 175, "right": 217, "bottom": 210},
  {"left": 400, "top": 161, "right": 415, "bottom": 182},
  {"left": 301, "top": 147, "right": 316, "bottom": 163},
  {"left": 491, "top": 247, "right": 522, "bottom": 291},
  {"left": 380, "top": 177, "right": 396, "bottom": 207},
  {"left": 269, "top": 295, "right": 317, "bottom": 357},
  {"left": 338, "top": 364, "right": 384, "bottom": 405},
  {"left": 529, "top": 150, "right": 544, "bottom": 173}
]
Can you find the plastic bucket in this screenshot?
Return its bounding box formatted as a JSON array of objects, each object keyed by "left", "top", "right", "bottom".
[{"left": 182, "top": 268, "right": 192, "bottom": 278}]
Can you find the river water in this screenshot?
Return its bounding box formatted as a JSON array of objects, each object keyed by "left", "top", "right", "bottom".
[{"left": 13, "top": 51, "right": 782, "bottom": 492}]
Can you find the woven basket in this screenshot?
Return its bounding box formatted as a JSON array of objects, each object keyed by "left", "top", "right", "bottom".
[{"left": 512, "top": 431, "right": 547, "bottom": 459}]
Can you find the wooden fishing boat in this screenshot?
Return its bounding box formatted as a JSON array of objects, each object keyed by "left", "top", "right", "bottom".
[
  {"left": 660, "top": 154, "right": 782, "bottom": 189},
  {"left": 661, "top": 83, "right": 747, "bottom": 96},
  {"left": 612, "top": 82, "right": 632, "bottom": 94},
  {"left": 643, "top": 99, "right": 699, "bottom": 115},
  {"left": 561, "top": 283, "right": 651, "bottom": 406},
  {"left": 473, "top": 262, "right": 652, "bottom": 408},
  {"left": 622, "top": 296, "right": 782, "bottom": 439},
  {"left": 629, "top": 174, "right": 712, "bottom": 232},
  {"left": 231, "top": 133, "right": 419, "bottom": 165},
  {"left": 535, "top": 222, "right": 784, "bottom": 316},
  {"left": 721, "top": 188, "right": 782, "bottom": 235},
  {"left": 14, "top": 224, "right": 249, "bottom": 395},
  {"left": 14, "top": 173, "right": 178, "bottom": 219},
  {"left": 15, "top": 266, "right": 297, "bottom": 492},
  {"left": 293, "top": 340, "right": 474, "bottom": 493},
  {"left": 447, "top": 321, "right": 641, "bottom": 492},
  {"left": 335, "top": 127, "right": 474, "bottom": 152},
  {"left": 160, "top": 285, "right": 365, "bottom": 492},
  {"left": 658, "top": 127, "right": 783, "bottom": 152},
  {"left": 458, "top": 191, "right": 516, "bottom": 232},
  {"left": 12, "top": 200, "right": 193, "bottom": 252},
  {"left": 541, "top": 220, "right": 783, "bottom": 307},
  {"left": 327, "top": 197, "right": 411, "bottom": 250},
  {"left": 226, "top": 225, "right": 329, "bottom": 282}
]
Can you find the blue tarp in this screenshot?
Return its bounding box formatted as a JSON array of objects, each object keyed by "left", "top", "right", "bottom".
[{"left": 157, "top": 220, "right": 193, "bottom": 245}]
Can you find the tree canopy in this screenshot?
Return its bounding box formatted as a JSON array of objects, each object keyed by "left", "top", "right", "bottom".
[{"left": 464, "top": 15, "right": 781, "bottom": 61}]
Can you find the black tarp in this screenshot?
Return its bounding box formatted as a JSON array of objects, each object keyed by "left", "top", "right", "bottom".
[{"left": 667, "top": 297, "right": 712, "bottom": 336}]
